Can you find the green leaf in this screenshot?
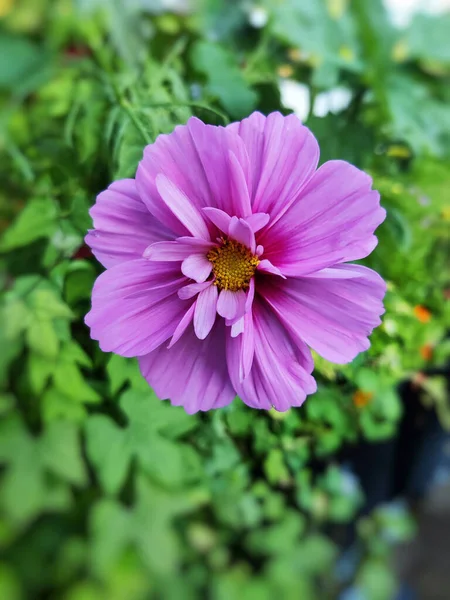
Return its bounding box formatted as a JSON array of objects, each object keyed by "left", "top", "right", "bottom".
[
  {"left": 385, "top": 74, "right": 450, "bottom": 156},
  {"left": 0, "top": 198, "right": 58, "bottom": 252},
  {"left": 246, "top": 510, "right": 305, "bottom": 556},
  {"left": 40, "top": 421, "right": 87, "bottom": 486},
  {"left": 90, "top": 500, "right": 132, "bottom": 577},
  {"left": 64, "top": 262, "right": 96, "bottom": 306},
  {"left": 31, "top": 289, "right": 73, "bottom": 320},
  {"left": 106, "top": 355, "right": 146, "bottom": 396},
  {"left": 406, "top": 13, "right": 450, "bottom": 65},
  {"left": 264, "top": 449, "right": 290, "bottom": 485},
  {"left": 0, "top": 33, "right": 46, "bottom": 90},
  {"left": 27, "top": 353, "right": 54, "bottom": 395},
  {"left": 90, "top": 475, "right": 206, "bottom": 577},
  {"left": 41, "top": 388, "right": 87, "bottom": 423},
  {"left": 26, "top": 319, "right": 60, "bottom": 358},
  {"left": 85, "top": 416, "right": 130, "bottom": 495},
  {"left": 0, "top": 563, "right": 22, "bottom": 600},
  {"left": 266, "top": 0, "right": 363, "bottom": 87},
  {"left": 85, "top": 390, "right": 199, "bottom": 495},
  {"left": 53, "top": 359, "right": 100, "bottom": 404},
  {"left": 0, "top": 416, "right": 85, "bottom": 526},
  {"left": 356, "top": 559, "right": 397, "bottom": 600},
  {"left": 190, "top": 41, "right": 258, "bottom": 118}
]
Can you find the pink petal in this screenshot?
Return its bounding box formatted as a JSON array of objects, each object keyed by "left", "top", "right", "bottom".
[
  {"left": 245, "top": 212, "right": 270, "bottom": 233},
  {"left": 227, "top": 112, "right": 319, "bottom": 220},
  {"left": 168, "top": 303, "right": 195, "bottom": 348},
  {"left": 229, "top": 150, "right": 252, "bottom": 216},
  {"left": 139, "top": 321, "right": 235, "bottom": 414},
  {"left": 178, "top": 281, "right": 212, "bottom": 300},
  {"left": 260, "top": 264, "right": 386, "bottom": 364},
  {"left": 231, "top": 317, "right": 244, "bottom": 337},
  {"left": 202, "top": 207, "right": 231, "bottom": 233},
  {"left": 86, "top": 179, "right": 173, "bottom": 269},
  {"left": 228, "top": 217, "right": 255, "bottom": 252},
  {"left": 135, "top": 118, "right": 252, "bottom": 231},
  {"left": 227, "top": 297, "right": 316, "bottom": 410},
  {"left": 262, "top": 160, "right": 386, "bottom": 276},
  {"left": 155, "top": 174, "right": 210, "bottom": 240},
  {"left": 186, "top": 117, "right": 252, "bottom": 217},
  {"left": 144, "top": 238, "right": 215, "bottom": 261},
  {"left": 85, "top": 260, "right": 187, "bottom": 357},
  {"left": 217, "top": 289, "right": 247, "bottom": 320},
  {"left": 256, "top": 259, "right": 286, "bottom": 278},
  {"left": 228, "top": 311, "right": 255, "bottom": 382},
  {"left": 181, "top": 254, "right": 213, "bottom": 282},
  {"left": 194, "top": 284, "right": 218, "bottom": 339}
]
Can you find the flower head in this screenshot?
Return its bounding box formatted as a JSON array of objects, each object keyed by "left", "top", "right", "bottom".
[{"left": 85, "top": 112, "right": 386, "bottom": 413}]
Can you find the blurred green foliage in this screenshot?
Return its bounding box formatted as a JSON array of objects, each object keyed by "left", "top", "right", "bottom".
[{"left": 0, "top": 0, "right": 449, "bottom": 598}]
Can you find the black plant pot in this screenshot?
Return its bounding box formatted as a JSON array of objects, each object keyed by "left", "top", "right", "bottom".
[{"left": 347, "top": 363, "right": 450, "bottom": 511}]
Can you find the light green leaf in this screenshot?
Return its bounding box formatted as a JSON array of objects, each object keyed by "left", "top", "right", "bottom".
[
  {"left": 40, "top": 420, "right": 87, "bottom": 486},
  {"left": 53, "top": 361, "right": 100, "bottom": 403},
  {"left": 0, "top": 198, "right": 57, "bottom": 252},
  {"left": 85, "top": 416, "right": 130, "bottom": 495},
  {"left": 190, "top": 41, "right": 257, "bottom": 118},
  {"left": 26, "top": 319, "right": 60, "bottom": 358}
]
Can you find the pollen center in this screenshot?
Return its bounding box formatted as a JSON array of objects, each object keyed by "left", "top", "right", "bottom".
[{"left": 207, "top": 238, "right": 259, "bottom": 292}]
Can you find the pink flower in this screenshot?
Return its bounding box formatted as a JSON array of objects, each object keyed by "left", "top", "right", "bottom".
[{"left": 85, "top": 112, "right": 386, "bottom": 413}]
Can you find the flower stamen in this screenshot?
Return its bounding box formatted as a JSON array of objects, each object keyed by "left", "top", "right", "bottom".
[{"left": 207, "top": 238, "right": 259, "bottom": 292}]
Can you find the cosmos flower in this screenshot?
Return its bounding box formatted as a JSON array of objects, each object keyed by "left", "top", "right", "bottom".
[{"left": 85, "top": 112, "right": 386, "bottom": 413}]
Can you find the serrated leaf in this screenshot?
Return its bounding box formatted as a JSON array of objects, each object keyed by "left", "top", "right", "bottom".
[
  {"left": 41, "top": 388, "right": 87, "bottom": 423},
  {"left": 85, "top": 416, "right": 130, "bottom": 495},
  {"left": 53, "top": 359, "right": 100, "bottom": 404},
  {"left": 31, "top": 289, "right": 73, "bottom": 320},
  {"left": 40, "top": 421, "right": 87, "bottom": 486},
  {"left": 0, "top": 416, "right": 84, "bottom": 525},
  {"left": 190, "top": 41, "right": 257, "bottom": 118},
  {"left": 26, "top": 319, "right": 60, "bottom": 358},
  {"left": 0, "top": 198, "right": 57, "bottom": 252},
  {"left": 27, "top": 353, "right": 54, "bottom": 395}
]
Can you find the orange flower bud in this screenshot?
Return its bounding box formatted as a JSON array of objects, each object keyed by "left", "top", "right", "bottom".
[
  {"left": 420, "top": 344, "right": 433, "bottom": 361},
  {"left": 353, "top": 390, "right": 374, "bottom": 408},
  {"left": 413, "top": 305, "right": 431, "bottom": 323}
]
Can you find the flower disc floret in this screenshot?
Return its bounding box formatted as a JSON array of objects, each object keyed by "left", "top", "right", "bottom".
[{"left": 207, "top": 238, "right": 259, "bottom": 292}]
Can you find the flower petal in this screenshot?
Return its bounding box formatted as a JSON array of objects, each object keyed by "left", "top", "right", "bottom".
[
  {"left": 227, "top": 297, "right": 316, "bottom": 410},
  {"left": 217, "top": 289, "right": 247, "bottom": 320},
  {"left": 262, "top": 160, "right": 386, "bottom": 276},
  {"left": 228, "top": 217, "right": 255, "bottom": 252},
  {"left": 245, "top": 212, "right": 270, "bottom": 232},
  {"left": 181, "top": 254, "right": 213, "bottom": 282},
  {"left": 168, "top": 303, "right": 195, "bottom": 348},
  {"left": 178, "top": 281, "right": 211, "bottom": 300},
  {"left": 229, "top": 150, "right": 252, "bottom": 216},
  {"left": 144, "top": 238, "right": 215, "bottom": 261},
  {"left": 261, "top": 264, "right": 386, "bottom": 364},
  {"left": 135, "top": 117, "right": 252, "bottom": 233},
  {"left": 155, "top": 174, "right": 210, "bottom": 240},
  {"left": 257, "top": 259, "right": 286, "bottom": 278},
  {"left": 85, "top": 260, "right": 187, "bottom": 357},
  {"left": 194, "top": 284, "right": 218, "bottom": 339},
  {"left": 86, "top": 179, "right": 173, "bottom": 268},
  {"left": 227, "top": 111, "right": 319, "bottom": 220},
  {"left": 229, "top": 277, "right": 255, "bottom": 338},
  {"left": 139, "top": 320, "right": 235, "bottom": 414},
  {"left": 202, "top": 207, "right": 231, "bottom": 234}
]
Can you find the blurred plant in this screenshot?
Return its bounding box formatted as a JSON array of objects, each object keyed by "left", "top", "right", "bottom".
[{"left": 0, "top": 0, "right": 449, "bottom": 598}]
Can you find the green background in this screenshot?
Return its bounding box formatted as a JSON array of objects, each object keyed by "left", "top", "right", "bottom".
[{"left": 0, "top": 0, "right": 449, "bottom": 598}]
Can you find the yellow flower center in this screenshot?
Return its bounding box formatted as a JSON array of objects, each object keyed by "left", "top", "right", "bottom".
[{"left": 207, "top": 238, "right": 259, "bottom": 292}]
